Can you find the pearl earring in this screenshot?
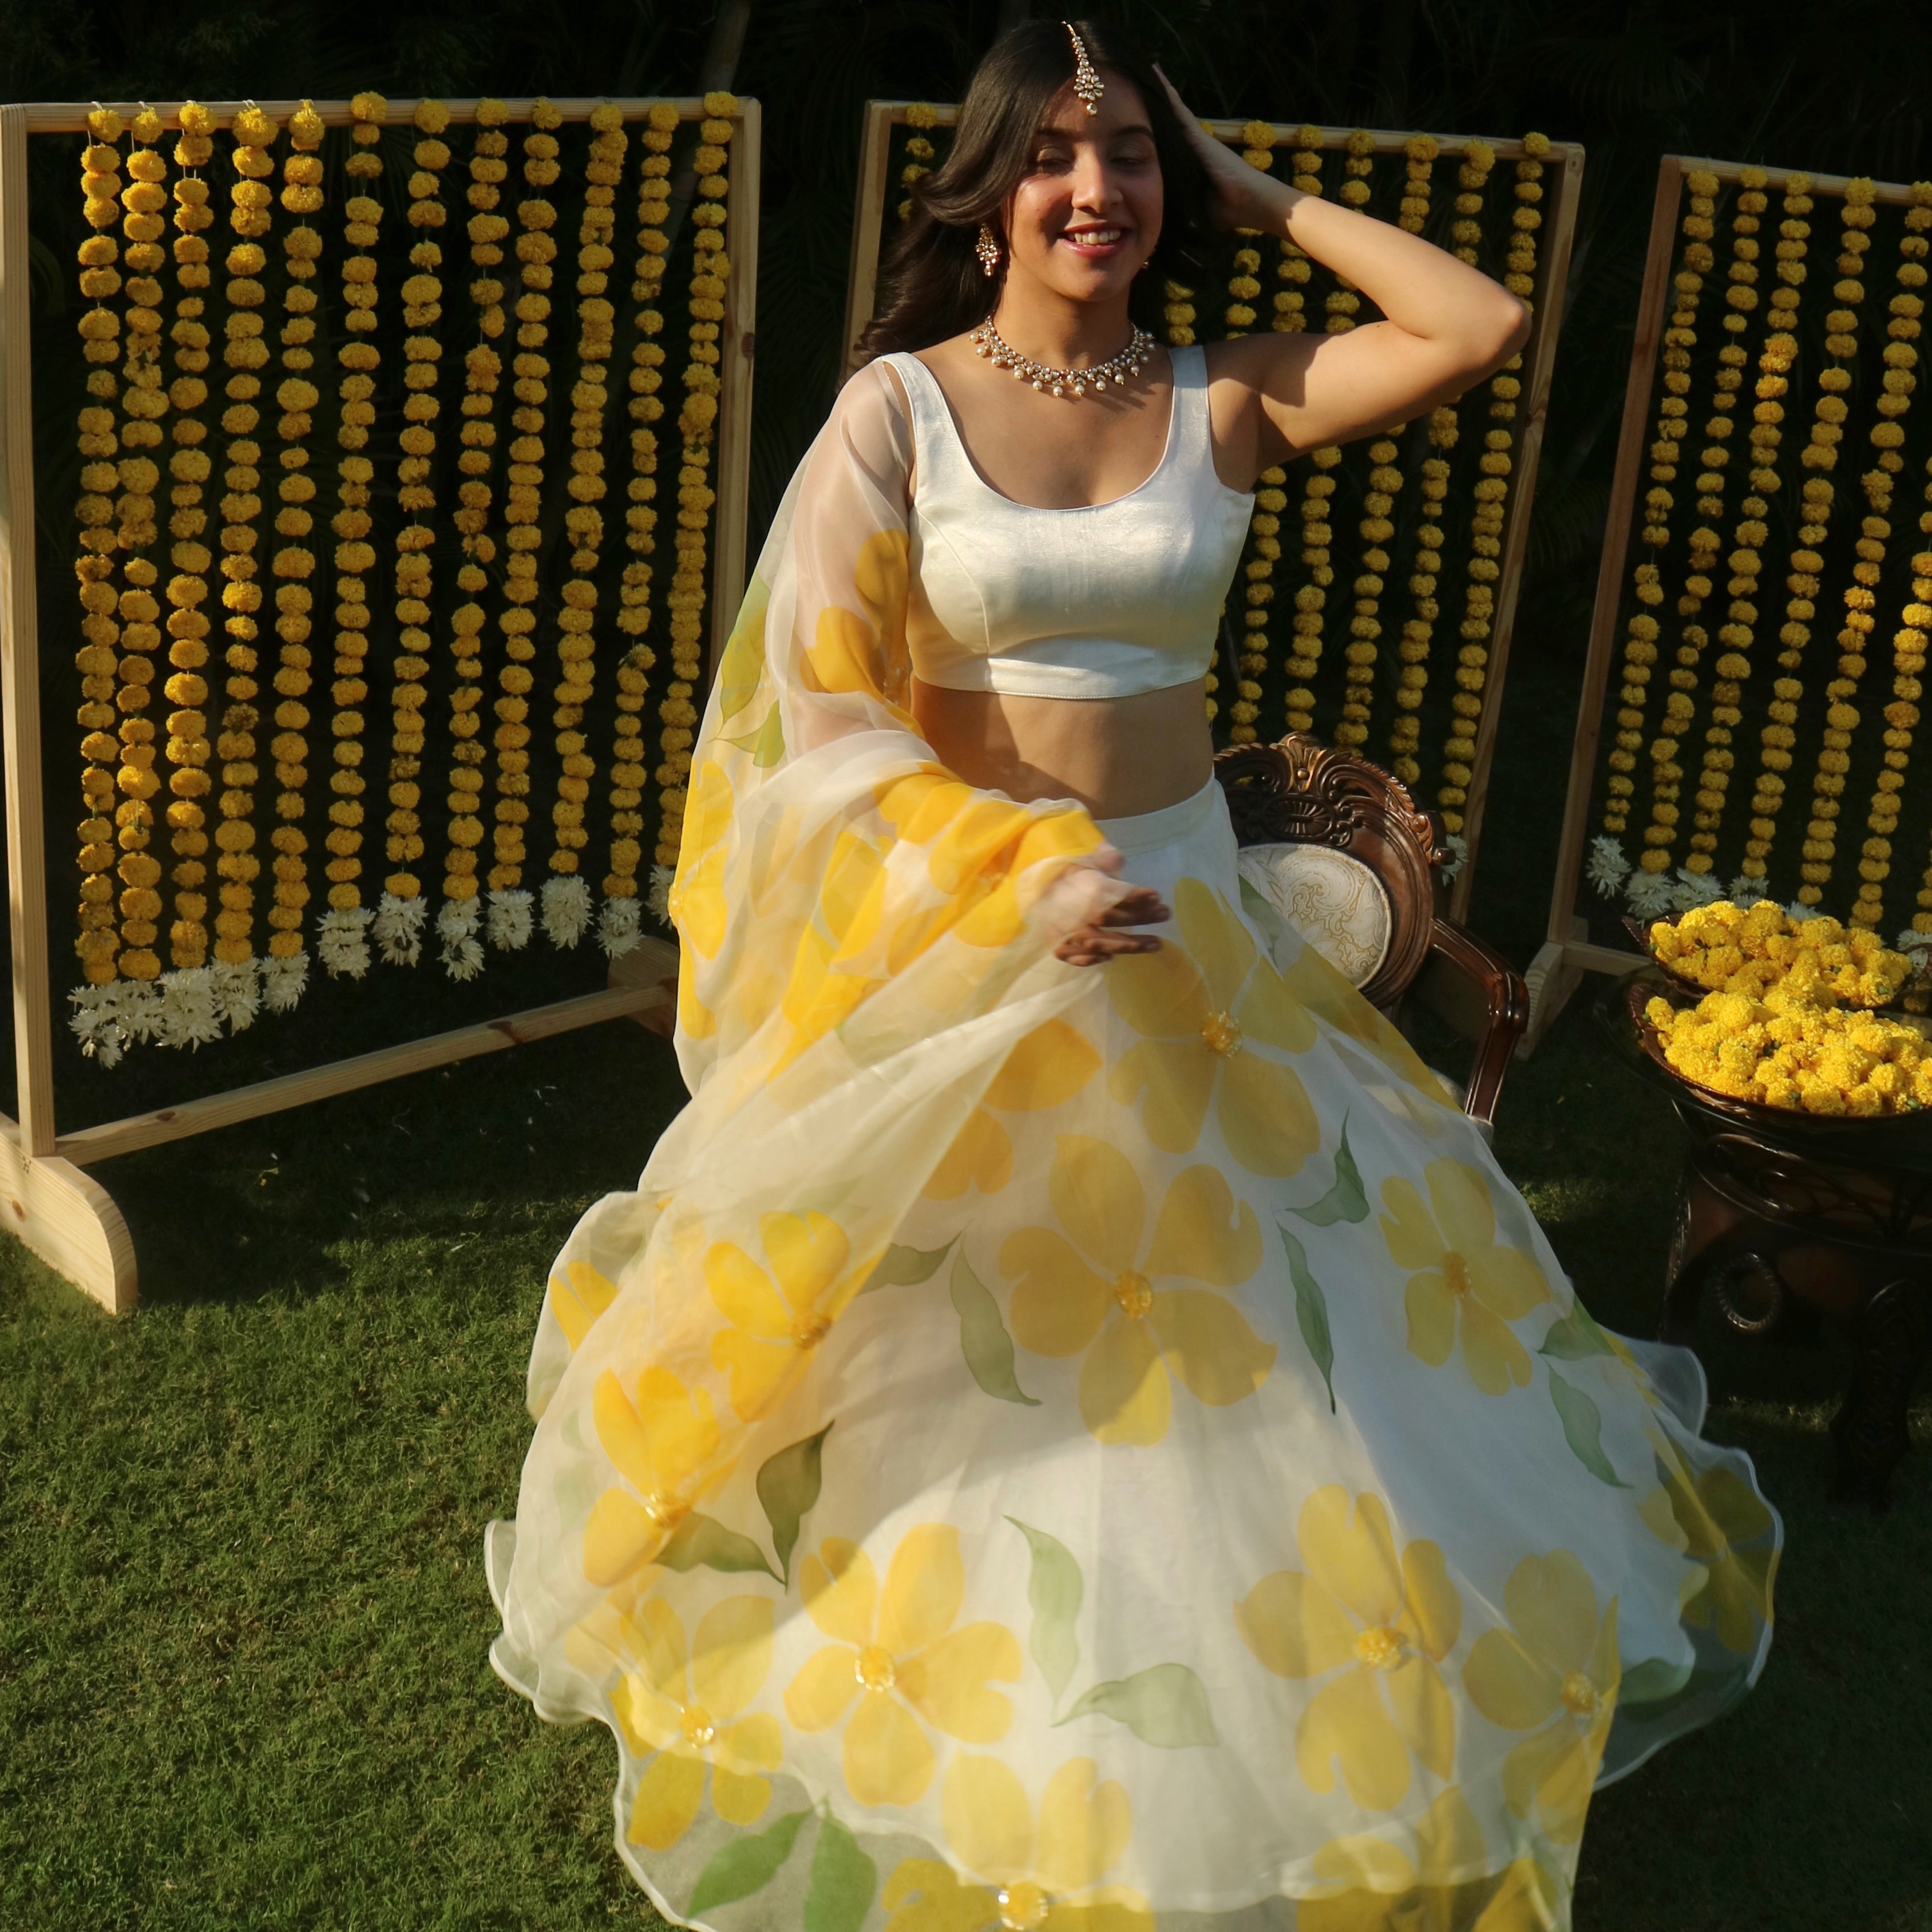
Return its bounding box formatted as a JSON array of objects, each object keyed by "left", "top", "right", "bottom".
[{"left": 975, "top": 224, "right": 1001, "bottom": 278}]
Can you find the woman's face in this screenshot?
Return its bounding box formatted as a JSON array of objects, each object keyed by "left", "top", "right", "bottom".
[{"left": 1002, "top": 74, "right": 1163, "bottom": 306}]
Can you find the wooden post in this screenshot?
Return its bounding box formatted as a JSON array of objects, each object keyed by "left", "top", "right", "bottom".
[
  {"left": 1522, "top": 156, "right": 1687, "bottom": 1054},
  {"left": 711, "top": 96, "right": 762, "bottom": 674},
  {"left": 0, "top": 104, "right": 138, "bottom": 1311},
  {"left": 1451, "top": 138, "right": 1587, "bottom": 924},
  {"left": 841, "top": 101, "right": 906, "bottom": 382}
]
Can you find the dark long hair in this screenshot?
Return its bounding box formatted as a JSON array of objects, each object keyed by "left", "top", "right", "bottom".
[{"left": 856, "top": 19, "right": 1214, "bottom": 360}]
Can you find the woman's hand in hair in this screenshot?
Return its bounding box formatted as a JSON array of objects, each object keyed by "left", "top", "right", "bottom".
[{"left": 1151, "top": 66, "right": 1284, "bottom": 234}]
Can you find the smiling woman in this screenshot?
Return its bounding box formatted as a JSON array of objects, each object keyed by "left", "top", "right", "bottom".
[{"left": 487, "top": 21, "right": 1779, "bottom": 1932}]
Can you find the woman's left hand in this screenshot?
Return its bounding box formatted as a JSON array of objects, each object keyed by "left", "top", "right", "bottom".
[{"left": 1153, "top": 66, "right": 1283, "bottom": 233}]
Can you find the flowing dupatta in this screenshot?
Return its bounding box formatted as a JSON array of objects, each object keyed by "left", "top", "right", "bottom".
[{"left": 497, "top": 363, "right": 1129, "bottom": 1665}]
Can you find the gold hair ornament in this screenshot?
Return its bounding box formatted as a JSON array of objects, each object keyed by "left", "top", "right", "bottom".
[{"left": 1066, "top": 22, "right": 1103, "bottom": 114}]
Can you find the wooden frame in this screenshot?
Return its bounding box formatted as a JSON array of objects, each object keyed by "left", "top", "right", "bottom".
[
  {"left": 0, "top": 96, "right": 755, "bottom": 1311},
  {"left": 842, "top": 103, "right": 1585, "bottom": 925},
  {"left": 1523, "top": 153, "right": 1932, "bottom": 1054}
]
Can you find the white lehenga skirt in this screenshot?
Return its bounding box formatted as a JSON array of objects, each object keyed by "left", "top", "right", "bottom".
[{"left": 488, "top": 777, "right": 1778, "bottom": 1932}]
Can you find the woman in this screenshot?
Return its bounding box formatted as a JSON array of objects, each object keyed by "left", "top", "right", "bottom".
[{"left": 489, "top": 23, "right": 1778, "bottom": 1930}]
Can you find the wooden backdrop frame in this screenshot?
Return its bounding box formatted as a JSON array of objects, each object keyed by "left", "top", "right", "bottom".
[
  {"left": 0, "top": 94, "right": 762, "bottom": 1311},
  {"left": 1523, "top": 154, "right": 1932, "bottom": 1052},
  {"left": 841, "top": 104, "right": 1584, "bottom": 925}
]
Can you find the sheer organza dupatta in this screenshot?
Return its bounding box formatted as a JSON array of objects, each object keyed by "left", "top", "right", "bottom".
[{"left": 496, "top": 363, "right": 1123, "bottom": 1666}]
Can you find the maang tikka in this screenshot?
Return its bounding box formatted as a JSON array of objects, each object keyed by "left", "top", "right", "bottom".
[
  {"left": 975, "top": 224, "right": 1001, "bottom": 277},
  {"left": 1065, "top": 21, "right": 1104, "bottom": 114}
]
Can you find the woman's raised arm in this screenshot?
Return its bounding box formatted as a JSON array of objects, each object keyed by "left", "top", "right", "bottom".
[{"left": 1156, "top": 73, "right": 1532, "bottom": 472}]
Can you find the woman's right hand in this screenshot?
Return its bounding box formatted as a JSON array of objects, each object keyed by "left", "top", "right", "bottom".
[{"left": 1054, "top": 847, "right": 1169, "bottom": 967}]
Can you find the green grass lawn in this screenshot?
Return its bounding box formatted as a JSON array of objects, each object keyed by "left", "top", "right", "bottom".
[{"left": 2, "top": 997, "right": 1927, "bottom": 1931}]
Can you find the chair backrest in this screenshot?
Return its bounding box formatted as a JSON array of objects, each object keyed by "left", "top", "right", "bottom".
[{"left": 1214, "top": 734, "right": 1446, "bottom": 1010}]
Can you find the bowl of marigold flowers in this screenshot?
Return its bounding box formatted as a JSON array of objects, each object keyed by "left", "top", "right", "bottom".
[{"left": 1623, "top": 900, "right": 1932, "bottom": 1128}]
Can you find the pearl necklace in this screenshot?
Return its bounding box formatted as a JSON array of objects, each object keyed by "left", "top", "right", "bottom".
[{"left": 968, "top": 319, "right": 1156, "bottom": 399}]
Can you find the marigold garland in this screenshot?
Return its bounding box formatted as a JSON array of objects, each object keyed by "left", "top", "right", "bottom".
[
  {"left": 1391, "top": 410, "right": 1456, "bottom": 787},
  {"left": 1268, "top": 125, "right": 1322, "bottom": 339},
  {"left": 623, "top": 106, "right": 675, "bottom": 923},
  {"left": 1676, "top": 169, "right": 1778, "bottom": 892},
  {"left": 1230, "top": 465, "right": 1282, "bottom": 746},
  {"left": 208, "top": 104, "right": 280, "bottom": 986},
  {"left": 106, "top": 109, "right": 171, "bottom": 988},
  {"left": 1791, "top": 179, "right": 1883, "bottom": 910},
  {"left": 1850, "top": 192, "right": 1929, "bottom": 934},
  {"left": 160, "top": 104, "right": 219, "bottom": 980},
  {"left": 1597, "top": 170, "right": 1722, "bottom": 861},
  {"left": 1339, "top": 434, "right": 1403, "bottom": 750},
  {"left": 374, "top": 87, "right": 444, "bottom": 968},
  {"left": 1323, "top": 130, "right": 1375, "bottom": 334},
  {"left": 898, "top": 102, "right": 937, "bottom": 223},
  {"left": 652, "top": 93, "right": 738, "bottom": 899},
  {"left": 1438, "top": 135, "right": 1548, "bottom": 836},
  {"left": 539, "top": 104, "right": 628, "bottom": 954},
  {"left": 452, "top": 100, "right": 521, "bottom": 951},
  {"left": 315, "top": 95, "right": 386, "bottom": 974},
  {"left": 486, "top": 101, "right": 563, "bottom": 913},
  {"left": 1284, "top": 447, "right": 1341, "bottom": 734},
  {"left": 261, "top": 102, "right": 327, "bottom": 1000}
]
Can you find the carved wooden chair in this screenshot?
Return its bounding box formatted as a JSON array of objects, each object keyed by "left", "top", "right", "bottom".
[{"left": 1213, "top": 734, "right": 1528, "bottom": 1133}]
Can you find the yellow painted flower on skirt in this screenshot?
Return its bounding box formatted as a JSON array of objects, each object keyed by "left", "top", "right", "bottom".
[
  {"left": 1640, "top": 1431, "right": 1778, "bottom": 1653},
  {"left": 1106, "top": 878, "right": 1321, "bottom": 1175},
  {"left": 1280, "top": 939, "right": 1456, "bottom": 1107},
  {"left": 1379, "top": 1161, "right": 1553, "bottom": 1395},
  {"left": 785, "top": 1523, "right": 1022, "bottom": 1809},
  {"left": 1234, "top": 1486, "right": 1462, "bottom": 1810},
  {"left": 1003, "top": 1134, "right": 1275, "bottom": 1446},
  {"left": 613, "top": 1594, "right": 781, "bottom": 1849},
  {"left": 706, "top": 1210, "right": 859, "bottom": 1419},
  {"left": 548, "top": 1257, "right": 617, "bottom": 1351},
  {"left": 582, "top": 1364, "right": 723, "bottom": 1587},
  {"left": 1299, "top": 1787, "right": 1555, "bottom": 1932},
  {"left": 882, "top": 1753, "right": 1153, "bottom": 1932},
  {"left": 926, "top": 1019, "right": 1102, "bottom": 1200},
  {"left": 1461, "top": 1550, "right": 1620, "bottom": 1846}
]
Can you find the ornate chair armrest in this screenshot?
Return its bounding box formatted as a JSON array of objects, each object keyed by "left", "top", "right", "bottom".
[{"left": 1410, "top": 918, "right": 1529, "bottom": 1129}]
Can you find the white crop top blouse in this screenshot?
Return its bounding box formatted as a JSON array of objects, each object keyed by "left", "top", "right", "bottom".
[{"left": 880, "top": 346, "right": 1254, "bottom": 700}]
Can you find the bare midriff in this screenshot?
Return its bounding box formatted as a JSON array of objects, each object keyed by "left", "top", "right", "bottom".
[{"left": 911, "top": 676, "right": 1214, "bottom": 821}]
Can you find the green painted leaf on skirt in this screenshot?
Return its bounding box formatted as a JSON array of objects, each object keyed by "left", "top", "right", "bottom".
[
  {"left": 802, "top": 1815, "right": 877, "bottom": 1932},
  {"left": 1237, "top": 873, "right": 1290, "bottom": 961},
  {"left": 757, "top": 1422, "right": 833, "bottom": 1586},
  {"left": 951, "top": 1249, "right": 1039, "bottom": 1407},
  {"left": 1618, "top": 1655, "right": 1695, "bottom": 1705},
  {"left": 1006, "top": 1516, "right": 1083, "bottom": 1706},
  {"left": 687, "top": 1807, "right": 810, "bottom": 1915},
  {"left": 1276, "top": 1222, "right": 1337, "bottom": 1413},
  {"left": 656, "top": 1511, "right": 781, "bottom": 1581},
  {"left": 861, "top": 1240, "right": 953, "bottom": 1293},
  {"left": 1548, "top": 1368, "right": 1629, "bottom": 1487},
  {"left": 714, "top": 581, "right": 769, "bottom": 723},
  {"left": 1286, "top": 1117, "right": 1368, "bottom": 1226},
  {"left": 724, "top": 699, "right": 785, "bottom": 767},
  {"left": 1058, "top": 1661, "right": 1218, "bottom": 1748},
  {"left": 1540, "top": 1307, "right": 1615, "bottom": 1359}
]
